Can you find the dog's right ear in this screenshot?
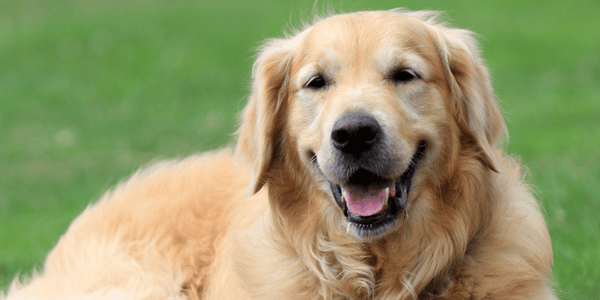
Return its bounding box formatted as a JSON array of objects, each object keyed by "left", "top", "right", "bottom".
[
  {"left": 423, "top": 16, "right": 507, "bottom": 172},
  {"left": 235, "top": 38, "right": 295, "bottom": 194}
]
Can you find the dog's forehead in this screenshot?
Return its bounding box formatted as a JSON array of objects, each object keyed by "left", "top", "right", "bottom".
[
  {"left": 297, "top": 12, "right": 435, "bottom": 76},
  {"left": 308, "top": 12, "right": 423, "bottom": 40}
]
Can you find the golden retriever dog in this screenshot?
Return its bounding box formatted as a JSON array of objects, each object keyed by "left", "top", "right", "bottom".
[{"left": 3, "top": 9, "right": 556, "bottom": 300}]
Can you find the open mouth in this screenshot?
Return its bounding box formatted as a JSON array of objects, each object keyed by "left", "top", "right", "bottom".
[{"left": 329, "top": 141, "right": 427, "bottom": 238}]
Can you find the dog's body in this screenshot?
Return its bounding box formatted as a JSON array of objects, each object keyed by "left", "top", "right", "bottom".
[{"left": 3, "top": 10, "right": 555, "bottom": 300}]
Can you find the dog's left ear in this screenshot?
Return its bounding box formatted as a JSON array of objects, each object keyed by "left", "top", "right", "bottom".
[
  {"left": 432, "top": 25, "right": 507, "bottom": 172},
  {"left": 235, "top": 38, "right": 295, "bottom": 194}
]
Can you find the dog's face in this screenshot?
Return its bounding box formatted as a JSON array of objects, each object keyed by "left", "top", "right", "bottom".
[
  {"left": 288, "top": 13, "right": 448, "bottom": 239},
  {"left": 236, "top": 10, "right": 504, "bottom": 240}
]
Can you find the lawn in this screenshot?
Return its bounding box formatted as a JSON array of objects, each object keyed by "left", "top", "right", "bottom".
[{"left": 0, "top": 0, "right": 598, "bottom": 299}]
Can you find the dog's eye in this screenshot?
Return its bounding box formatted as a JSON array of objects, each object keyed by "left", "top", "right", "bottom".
[
  {"left": 390, "top": 68, "right": 419, "bottom": 83},
  {"left": 306, "top": 75, "right": 327, "bottom": 89}
]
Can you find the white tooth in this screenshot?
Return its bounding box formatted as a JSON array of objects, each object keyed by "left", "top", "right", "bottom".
[
  {"left": 384, "top": 187, "right": 390, "bottom": 205},
  {"left": 346, "top": 222, "right": 351, "bottom": 234},
  {"left": 341, "top": 187, "right": 348, "bottom": 203}
]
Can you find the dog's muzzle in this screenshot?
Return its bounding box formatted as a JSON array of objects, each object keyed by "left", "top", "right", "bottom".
[{"left": 325, "top": 112, "right": 426, "bottom": 239}]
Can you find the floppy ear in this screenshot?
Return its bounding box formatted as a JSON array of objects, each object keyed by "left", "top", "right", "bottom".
[
  {"left": 235, "top": 38, "right": 294, "bottom": 193},
  {"left": 433, "top": 25, "right": 507, "bottom": 172}
]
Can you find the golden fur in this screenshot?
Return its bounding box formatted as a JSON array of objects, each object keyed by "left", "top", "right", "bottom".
[{"left": 3, "top": 10, "right": 555, "bottom": 300}]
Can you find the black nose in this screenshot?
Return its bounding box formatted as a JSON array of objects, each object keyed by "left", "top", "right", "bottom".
[{"left": 331, "top": 112, "right": 382, "bottom": 154}]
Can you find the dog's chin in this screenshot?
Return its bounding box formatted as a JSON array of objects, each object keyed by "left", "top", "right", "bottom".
[{"left": 327, "top": 141, "right": 426, "bottom": 240}]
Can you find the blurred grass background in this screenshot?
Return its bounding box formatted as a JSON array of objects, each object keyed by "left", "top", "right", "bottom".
[{"left": 0, "top": 0, "right": 598, "bottom": 298}]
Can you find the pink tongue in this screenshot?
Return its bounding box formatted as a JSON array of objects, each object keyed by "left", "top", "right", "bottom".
[{"left": 344, "top": 186, "right": 387, "bottom": 217}]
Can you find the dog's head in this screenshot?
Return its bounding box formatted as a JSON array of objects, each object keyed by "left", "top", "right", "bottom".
[{"left": 236, "top": 10, "right": 505, "bottom": 240}]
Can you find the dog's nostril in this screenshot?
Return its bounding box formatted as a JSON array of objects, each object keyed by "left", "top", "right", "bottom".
[
  {"left": 331, "top": 113, "right": 382, "bottom": 153},
  {"left": 331, "top": 129, "right": 351, "bottom": 146},
  {"left": 356, "top": 126, "right": 379, "bottom": 144}
]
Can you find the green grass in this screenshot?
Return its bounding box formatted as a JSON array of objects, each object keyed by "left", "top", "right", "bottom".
[{"left": 1, "top": 0, "right": 598, "bottom": 299}]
